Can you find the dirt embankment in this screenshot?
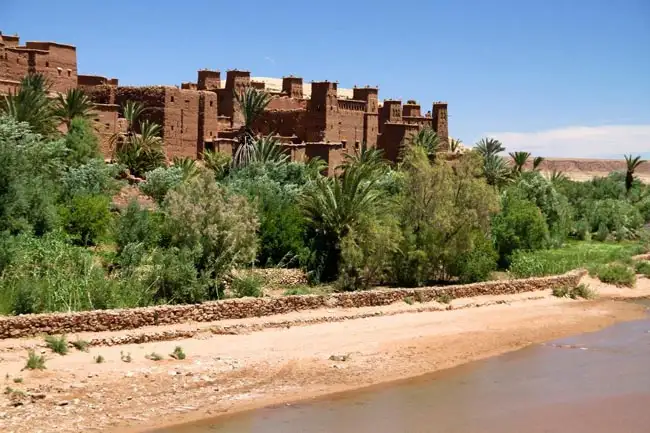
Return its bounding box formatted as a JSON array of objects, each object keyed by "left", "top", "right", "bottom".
[
  {"left": 0, "top": 276, "right": 648, "bottom": 433},
  {"left": 524, "top": 158, "right": 650, "bottom": 182}
]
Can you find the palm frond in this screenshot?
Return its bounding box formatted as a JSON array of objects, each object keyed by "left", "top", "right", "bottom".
[
  {"left": 474, "top": 137, "right": 505, "bottom": 158},
  {"left": 234, "top": 87, "right": 272, "bottom": 132},
  {"left": 253, "top": 134, "right": 289, "bottom": 164},
  {"left": 406, "top": 127, "right": 440, "bottom": 161},
  {"left": 509, "top": 151, "right": 531, "bottom": 173},
  {"left": 0, "top": 73, "right": 56, "bottom": 136},
  {"left": 54, "top": 88, "right": 95, "bottom": 127},
  {"left": 532, "top": 156, "right": 545, "bottom": 170}
]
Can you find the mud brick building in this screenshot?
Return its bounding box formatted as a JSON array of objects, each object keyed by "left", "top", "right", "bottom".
[{"left": 1, "top": 30, "right": 450, "bottom": 172}]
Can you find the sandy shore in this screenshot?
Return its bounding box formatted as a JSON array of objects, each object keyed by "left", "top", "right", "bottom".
[{"left": 0, "top": 276, "right": 648, "bottom": 433}]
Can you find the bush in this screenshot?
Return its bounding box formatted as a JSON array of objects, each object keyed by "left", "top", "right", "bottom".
[
  {"left": 64, "top": 117, "right": 100, "bottom": 166},
  {"left": 452, "top": 234, "right": 498, "bottom": 283},
  {"left": 59, "top": 194, "right": 112, "bottom": 246},
  {"left": 61, "top": 159, "right": 121, "bottom": 199},
  {"left": 25, "top": 351, "right": 46, "bottom": 370},
  {"left": 115, "top": 201, "right": 162, "bottom": 253},
  {"left": 591, "top": 263, "right": 636, "bottom": 287},
  {"left": 230, "top": 274, "right": 263, "bottom": 298},
  {"left": 585, "top": 199, "right": 644, "bottom": 240},
  {"left": 170, "top": 346, "right": 186, "bottom": 360},
  {"left": 635, "top": 260, "right": 650, "bottom": 276},
  {"left": 492, "top": 195, "right": 549, "bottom": 268},
  {"left": 140, "top": 166, "right": 184, "bottom": 204},
  {"left": 552, "top": 283, "right": 596, "bottom": 300},
  {"left": 161, "top": 171, "right": 258, "bottom": 297}
]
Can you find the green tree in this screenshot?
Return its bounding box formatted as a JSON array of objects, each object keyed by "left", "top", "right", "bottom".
[
  {"left": 59, "top": 194, "right": 112, "bottom": 246},
  {"left": 474, "top": 137, "right": 505, "bottom": 158},
  {"left": 532, "top": 156, "right": 545, "bottom": 171},
  {"left": 406, "top": 127, "right": 441, "bottom": 161},
  {"left": 64, "top": 117, "right": 100, "bottom": 166},
  {"left": 624, "top": 154, "right": 645, "bottom": 194},
  {"left": 510, "top": 151, "right": 531, "bottom": 174},
  {"left": 0, "top": 74, "right": 57, "bottom": 137},
  {"left": 54, "top": 88, "right": 95, "bottom": 128},
  {"left": 233, "top": 88, "right": 272, "bottom": 167}
]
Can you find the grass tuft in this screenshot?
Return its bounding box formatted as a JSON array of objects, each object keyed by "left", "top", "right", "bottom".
[
  {"left": 71, "top": 339, "right": 90, "bottom": 352},
  {"left": 44, "top": 335, "right": 68, "bottom": 355},
  {"left": 94, "top": 354, "right": 105, "bottom": 364},
  {"left": 634, "top": 260, "right": 650, "bottom": 277},
  {"left": 169, "top": 346, "right": 186, "bottom": 360},
  {"left": 145, "top": 352, "right": 163, "bottom": 361},
  {"left": 403, "top": 296, "right": 415, "bottom": 305},
  {"left": 120, "top": 351, "right": 132, "bottom": 363},
  {"left": 13, "top": 377, "right": 23, "bottom": 384},
  {"left": 231, "top": 275, "right": 263, "bottom": 298},
  {"left": 25, "top": 351, "right": 46, "bottom": 370},
  {"left": 591, "top": 263, "right": 636, "bottom": 287}
]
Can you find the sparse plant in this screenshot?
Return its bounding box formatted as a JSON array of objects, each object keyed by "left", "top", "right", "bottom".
[
  {"left": 635, "top": 260, "right": 650, "bottom": 277},
  {"left": 283, "top": 286, "right": 312, "bottom": 296},
  {"left": 230, "top": 274, "right": 263, "bottom": 298},
  {"left": 94, "top": 354, "right": 105, "bottom": 364},
  {"left": 510, "top": 151, "right": 531, "bottom": 174},
  {"left": 436, "top": 293, "right": 453, "bottom": 304},
  {"left": 553, "top": 284, "right": 596, "bottom": 300},
  {"left": 71, "top": 339, "right": 90, "bottom": 352},
  {"left": 145, "top": 352, "right": 163, "bottom": 361},
  {"left": 403, "top": 296, "right": 415, "bottom": 305},
  {"left": 591, "top": 263, "right": 636, "bottom": 287},
  {"left": 25, "top": 351, "right": 46, "bottom": 370},
  {"left": 170, "top": 346, "right": 186, "bottom": 360},
  {"left": 4, "top": 387, "right": 26, "bottom": 398},
  {"left": 120, "top": 351, "right": 132, "bottom": 363},
  {"left": 13, "top": 377, "right": 23, "bottom": 384},
  {"left": 44, "top": 335, "right": 68, "bottom": 355}
]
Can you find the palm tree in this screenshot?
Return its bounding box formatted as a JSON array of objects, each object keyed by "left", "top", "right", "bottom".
[
  {"left": 338, "top": 143, "right": 386, "bottom": 176},
  {"left": 483, "top": 154, "right": 512, "bottom": 188},
  {"left": 406, "top": 127, "right": 440, "bottom": 161},
  {"left": 624, "top": 154, "right": 646, "bottom": 193},
  {"left": 252, "top": 134, "right": 289, "bottom": 165},
  {"left": 548, "top": 169, "right": 568, "bottom": 185},
  {"left": 532, "top": 156, "right": 545, "bottom": 171},
  {"left": 233, "top": 87, "right": 272, "bottom": 167},
  {"left": 172, "top": 156, "right": 199, "bottom": 181},
  {"left": 0, "top": 73, "right": 57, "bottom": 136},
  {"left": 122, "top": 101, "right": 146, "bottom": 135},
  {"left": 474, "top": 137, "right": 505, "bottom": 158},
  {"left": 510, "top": 151, "right": 531, "bottom": 174},
  {"left": 449, "top": 138, "right": 463, "bottom": 153},
  {"left": 54, "top": 88, "right": 95, "bottom": 128}
]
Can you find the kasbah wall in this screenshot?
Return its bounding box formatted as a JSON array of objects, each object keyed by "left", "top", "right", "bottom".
[{"left": 1, "top": 30, "right": 450, "bottom": 172}]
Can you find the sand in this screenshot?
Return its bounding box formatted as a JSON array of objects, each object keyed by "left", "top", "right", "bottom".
[{"left": 0, "top": 276, "right": 648, "bottom": 433}]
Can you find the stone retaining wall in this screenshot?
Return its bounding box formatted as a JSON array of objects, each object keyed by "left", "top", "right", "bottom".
[{"left": 0, "top": 270, "right": 585, "bottom": 339}]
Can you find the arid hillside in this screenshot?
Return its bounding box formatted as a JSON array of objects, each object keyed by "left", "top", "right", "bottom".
[{"left": 523, "top": 158, "right": 650, "bottom": 182}]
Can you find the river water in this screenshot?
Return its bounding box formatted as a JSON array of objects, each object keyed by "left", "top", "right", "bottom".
[{"left": 157, "top": 300, "right": 650, "bottom": 433}]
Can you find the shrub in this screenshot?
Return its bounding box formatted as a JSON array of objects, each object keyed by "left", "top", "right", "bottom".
[
  {"left": 553, "top": 284, "right": 597, "bottom": 300},
  {"left": 61, "top": 159, "right": 121, "bottom": 199},
  {"left": 492, "top": 195, "right": 549, "bottom": 268},
  {"left": 140, "top": 166, "right": 184, "bottom": 204},
  {"left": 283, "top": 286, "right": 313, "bottom": 296},
  {"left": 592, "top": 263, "right": 636, "bottom": 287},
  {"left": 146, "top": 247, "right": 206, "bottom": 304},
  {"left": 162, "top": 171, "right": 258, "bottom": 297},
  {"left": 170, "top": 346, "right": 186, "bottom": 360},
  {"left": 115, "top": 201, "right": 162, "bottom": 253},
  {"left": 635, "top": 260, "right": 650, "bottom": 276},
  {"left": 64, "top": 117, "right": 100, "bottom": 166},
  {"left": 59, "top": 194, "right": 112, "bottom": 246},
  {"left": 120, "top": 351, "right": 132, "bottom": 363},
  {"left": 94, "top": 355, "right": 105, "bottom": 364},
  {"left": 452, "top": 234, "right": 498, "bottom": 283},
  {"left": 586, "top": 199, "right": 644, "bottom": 240},
  {"left": 44, "top": 335, "right": 68, "bottom": 355},
  {"left": 25, "top": 351, "right": 46, "bottom": 370},
  {"left": 230, "top": 274, "right": 263, "bottom": 298}
]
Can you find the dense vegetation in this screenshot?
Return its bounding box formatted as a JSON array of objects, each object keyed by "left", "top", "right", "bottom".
[{"left": 1, "top": 74, "right": 648, "bottom": 315}]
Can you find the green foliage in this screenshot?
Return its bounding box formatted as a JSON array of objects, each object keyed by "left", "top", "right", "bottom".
[
  {"left": 113, "top": 114, "right": 165, "bottom": 177},
  {"left": 509, "top": 151, "right": 530, "bottom": 174},
  {"left": 624, "top": 154, "right": 645, "bottom": 193},
  {"left": 0, "top": 233, "right": 119, "bottom": 314},
  {"left": 283, "top": 286, "right": 315, "bottom": 296},
  {"left": 406, "top": 127, "right": 441, "bottom": 161},
  {"left": 230, "top": 274, "right": 263, "bottom": 298},
  {"left": 59, "top": 194, "right": 112, "bottom": 246},
  {"left": 25, "top": 351, "right": 46, "bottom": 370},
  {"left": 451, "top": 233, "right": 498, "bottom": 283},
  {"left": 227, "top": 162, "right": 309, "bottom": 267},
  {"left": 492, "top": 194, "right": 549, "bottom": 267},
  {"left": 71, "top": 339, "right": 90, "bottom": 352},
  {"left": 202, "top": 150, "right": 231, "bottom": 179},
  {"left": 233, "top": 88, "right": 272, "bottom": 167},
  {"left": 634, "top": 260, "right": 650, "bottom": 276},
  {"left": 141, "top": 166, "right": 184, "bottom": 204},
  {"left": 0, "top": 116, "right": 67, "bottom": 235},
  {"left": 1, "top": 74, "right": 57, "bottom": 137},
  {"left": 591, "top": 262, "right": 636, "bottom": 287},
  {"left": 162, "top": 171, "right": 258, "bottom": 296},
  {"left": 61, "top": 159, "right": 121, "bottom": 199},
  {"left": 115, "top": 201, "right": 162, "bottom": 253},
  {"left": 509, "top": 241, "right": 644, "bottom": 278},
  {"left": 170, "top": 346, "right": 186, "bottom": 360},
  {"left": 94, "top": 355, "right": 105, "bottom": 364},
  {"left": 585, "top": 199, "right": 644, "bottom": 240},
  {"left": 54, "top": 88, "right": 95, "bottom": 128},
  {"left": 552, "top": 283, "right": 596, "bottom": 300},
  {"left": 392, "top": 149, "right": 499, "bottom": 286},
  {"left": 474, "top": 138, "right": 505, "bottom": 158},
  {"left": 44, "top": 335, "right": 68, "bottom": 355},
  {"left": 146, "top": 352, "right": 163, "bottom": 361},
  {"left": 64, "top": 117, "right": 100, "bottom": 166}
]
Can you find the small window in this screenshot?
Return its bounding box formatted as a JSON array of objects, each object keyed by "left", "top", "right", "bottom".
[
  {"left": 16, "top": 58, "right": 19, "bottom": 64},
  {"left": 209, "top": 100, "right": 213, "bottom": 107},
  {"left": 171, "top": 125, "right": 174, "bottom": 131},
  {"left": 45, "top": 61, "right": 49, "bottom": 67},
  {"left": 58, "top": 69, "right": 62, "bottom": 76},
  {"left": 209, "top": 131, "right": 213, "bottom": 137},
  {"left": 171, "top": 96, "right": 174, "bottom": 103},
  {"left": 67, "top": 70, "right": 71, "bottom": 77}
]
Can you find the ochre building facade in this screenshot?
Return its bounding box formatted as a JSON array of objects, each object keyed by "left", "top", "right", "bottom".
[{"left": 1, "top": 31, "right": 449, "bottom": 171}]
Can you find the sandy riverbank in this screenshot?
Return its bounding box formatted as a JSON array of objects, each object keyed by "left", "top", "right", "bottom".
[{"left": 0, "top": 276, "right": 648, "bottom": 433}]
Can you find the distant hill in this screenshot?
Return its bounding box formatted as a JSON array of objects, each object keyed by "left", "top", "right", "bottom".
[{"left": 522, "top": 157, "right": 650, "bottom": 182}]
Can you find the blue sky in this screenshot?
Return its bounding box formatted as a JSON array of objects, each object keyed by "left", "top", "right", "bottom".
[{"left": 3, "top": 0, "right": 649, "bottom": 157}]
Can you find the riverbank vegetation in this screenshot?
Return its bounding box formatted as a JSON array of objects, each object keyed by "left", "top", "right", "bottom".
[{"left": 1, "top": 75, "right": 649, "bottom": 315}]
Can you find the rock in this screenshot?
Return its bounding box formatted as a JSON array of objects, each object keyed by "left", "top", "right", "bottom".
[
  {"left": 58, "top": 400, "right": 69, "bottom": 406},
  {"left": 329, "top": 354, "right": 350, "bottom": 362}
]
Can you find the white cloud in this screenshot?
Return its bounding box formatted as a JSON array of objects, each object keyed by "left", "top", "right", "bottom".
[{"left": 483, "top": 124, "right": 650, "bottom": 158}]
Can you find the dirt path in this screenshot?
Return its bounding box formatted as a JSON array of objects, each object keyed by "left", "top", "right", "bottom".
[{"left": 0, "top": 276, "right": 648, "bottom": 433}]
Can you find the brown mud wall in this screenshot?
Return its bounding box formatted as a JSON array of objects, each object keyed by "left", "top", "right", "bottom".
[{"left": 0, "top": 270, "right": 585, "bottom": 339}]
